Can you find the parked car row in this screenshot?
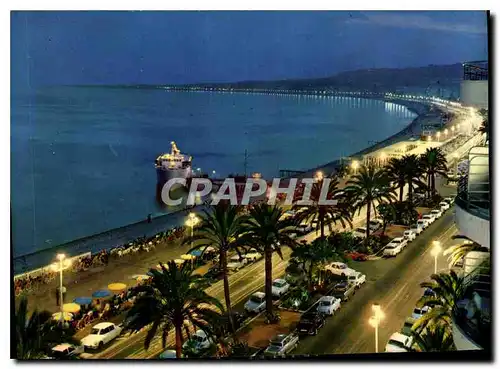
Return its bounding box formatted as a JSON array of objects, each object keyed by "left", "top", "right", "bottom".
[{"left": 383, "top": 196, "right": 454, "bottom": 258}]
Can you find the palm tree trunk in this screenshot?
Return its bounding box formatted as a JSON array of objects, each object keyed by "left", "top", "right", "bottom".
[
  {"left": 320, "top": 214, "right": 325, "bottom": 238},
  {"left": 220, "top": 249, "right": 235, "bottom": 335},
  {"left": 264, "top": 246, "right": 273, "bottom": 317},
  {"left": 365, "top": 202, "right": 371, "bottom": 244},
  {"left": 175, "top": 323, "right": 183, "bottom": 358},
  {"left": 431, "top": 173, "right": 436, "bottom": 195},
  {"left": 408, "top": 178, "right": 413, "bottom": 204},
  {"left": 399, "top": 183, "right": 404, "bottom": 203},
  {"left": 427, "top": 174, "right": 431, "bottom": 199}
]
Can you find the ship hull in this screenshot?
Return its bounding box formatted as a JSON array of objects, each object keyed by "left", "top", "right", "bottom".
[{"left": 156, "top": 167, "right": 192, "bottom": 186}]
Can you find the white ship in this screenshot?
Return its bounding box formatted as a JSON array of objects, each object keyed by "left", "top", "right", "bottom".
[{"left": 155, "top": 142, "right": 193, "bottom": 186}]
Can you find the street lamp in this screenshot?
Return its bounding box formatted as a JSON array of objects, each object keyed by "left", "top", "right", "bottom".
[
  {"left": 212, "top": 170, "right": 216, "bottom": 177},
  {"left": 436, "top": 131, "right": 441, "bottom": 141},
  {"left": 431, "top": 241, "right": 442, "bottom": 274},
  {"left": 368, "top": 303, "right": 384, "bottom": 353},
  {"left": 444, "top": 128, "right": 449, "bottom": 137},
  {"left": 351, "top": 160, "right": 359, "bottom": 174},
  {"left": 315, "top": 170, "right": 324, "bottom": 181},
  {"left": 185, "top": 213, "right": 200, "bottom": 249},
  {"left": 52, "top": 254, "right": 71, "bottom": 324}
]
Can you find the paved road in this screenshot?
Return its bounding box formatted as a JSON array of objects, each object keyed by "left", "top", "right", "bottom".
[{"left": 294, "top": 210, "right": 457, "bottom": 355}]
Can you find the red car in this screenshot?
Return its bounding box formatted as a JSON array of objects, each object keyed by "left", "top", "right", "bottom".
[{"left": 346, "top": 252, "right": 368, "bottom": 261}]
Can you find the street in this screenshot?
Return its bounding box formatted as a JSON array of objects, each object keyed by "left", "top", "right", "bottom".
[{"left": 294, "top": 211, "right": 457, "bottom": 355}]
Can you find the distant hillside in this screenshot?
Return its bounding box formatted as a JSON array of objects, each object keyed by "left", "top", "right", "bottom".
[{"left": 182, "top": 63, "right": 463, "bottom": 93}]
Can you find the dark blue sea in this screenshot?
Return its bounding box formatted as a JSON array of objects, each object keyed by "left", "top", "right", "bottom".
[{"left": 11, "top": 86, "right": 416, "bottom": 258}]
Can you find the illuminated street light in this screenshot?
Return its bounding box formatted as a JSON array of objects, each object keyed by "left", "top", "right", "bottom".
[
  {"left": 52, "top": 254, "right": 71, "bottom": 324},
  {"left": 315, "top": 171, "right": 324, "bottom": 181},
  {"left": 436, "top": 131, "right": 441, "bottom": 141},
  {"left": 185, "top": 213, "right": 200, "bottom": 249},
  {"left": 444, "top": 128, "right": 449, "bottom": 137},
  {"left": 368, "top": 303, "right": 384, "bottom": 353},
  {"left": 351, "top": 160, "right": 359, "bottom": 174},
  {"left": 431, "top": 241, "right": 442, "bottom": 274}
]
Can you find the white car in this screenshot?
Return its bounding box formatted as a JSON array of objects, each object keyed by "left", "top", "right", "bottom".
[
  {"left": 385, "top": 332, "right": 413, "bottom": 352},
  {"left": 421, "top": 214, "right": 436, "bottom": 224},
  {"left": 226, "top": 254, "right": 249, "bottom": 271},
  {"left": 323, "top": 262, "right": 357, "bottom": 277},
  {"left": 410, "top": 225, "right": 423, "bottom": 235},
  {"left": 271, "top": 279, "right": 290, "bottom": 297},
  {"left": 182, "top": 330, "right": 214, "bottom": 354},
  {"left": 403, "top": 230, "right": 416, "bottom": 242},
  {"left": 347, "top": 272, "right": 366, "bottom": 288},
  {"left": 352, "top": 227, "right": 368, "bottom": 238},
  {"left": 439, "top": 201, "right": 450, "bottom": 211},
  {"left": 443, "top": 196, "right": 455, "bottom": 205},
  {"left": 412, "top": 305, "right": 432, "bottom": 320},
  {"left": 389, "top": 237, "right": 408, "bottom": 249},
  {"left": 244, "top": 292, "right": 266, "bottom": 313},
  {"left": 51, "top": 343, "right": 84, "bottom": 359},
  {"left": 416, "top": 219, "right": 430, "bottom": 229},
  {"left": 430, "top": 209, "right": 443, "bottom": 219},
  {"left": 244, "top": 249, "right": 262, "bottom": 262},
  {"left": 316, "top": 296, "right": 341, "bottom": 316},
  {"left": 383, "top": 239, "right": 404, "bottom": 257},
  {"left": 81, "top": 322, "right": 123, "bottom": 350},
  {"left": 368, "top": 220, "right": 381, "bottom": 232}
]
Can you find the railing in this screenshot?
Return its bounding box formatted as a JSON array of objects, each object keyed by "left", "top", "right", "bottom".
[
  {"left": 455, "top": 191, "right": 490, "bottom": 221},
  {"left": 463, "top": 62, "right": 488, "bottom": 81},
  {"left": 453, "top": 262, "right": 491, "bottom": 351}
]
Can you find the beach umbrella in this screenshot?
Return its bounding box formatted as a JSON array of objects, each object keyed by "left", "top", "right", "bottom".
[
  {"left": 52, "top": 312, "right": 73, "bottom": 321},
  {"left": 181, "top": 254, "right": 196, "bottom": 261},
  {"left": 108, "top": 283, "right": 127, "bottom": 292},
  {"left": 130, "top": 274, "right": 151, "bottom": 282},
  {"left": 155, "top": 263, "right": 169, "bottom": 270},
  {"left": 63, "top": 303, "right": 81, "bottom": 314},
  {"left": 92, "top": 289, "right": 111, "bottom": 299},
  {"left": 205, "top": 246, "right": 215, "bottom": 253},
  {"left": 174, "top": 259, "right": 185, "bottom": 265},
  {"left": 188, "top": 249, "right": 203, "bottom": 257},
  {"left": 73, "top": 297, "right": 92, "bottom": 305}
]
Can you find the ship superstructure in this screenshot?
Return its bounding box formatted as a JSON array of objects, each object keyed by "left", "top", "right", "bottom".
[{"left": 155, "top": 141, "right": 193, "bottom": 186}]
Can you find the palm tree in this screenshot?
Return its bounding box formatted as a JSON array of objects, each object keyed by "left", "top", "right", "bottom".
[
  {"left": 444, "top": 239, "right": 490, "bottom": 268},
  {"left": 478, "top": 109, "right": 489, "bottom": 143},
  {"left": 15, "top": 297, "right": 52, "bottom": 359},
  {"left": 413, "top": 270, "right": 470, "bottom": 331},
  {"left": 293, "top": 175, "right": 352, "bottom": 238},
  {"left": 345, "top": 165, "right": 396, "bottom": 242},
  {"left": 290, "top": 237, "right": 346, "bottom": 289},
  {"left": 394, "top": 324, "right": 455, "bottom": 352},
  {"left": 376, "top": 203, "right": 396, "bottom": 235},
  {"left": 125, "top": 261, "right": 225, "bottom": 358},
  {"left": 386, "top": 157, "right": 406, "bottom": 203},
  {"left": 239, "top": 204, "right": 298, "bottom": 321},
  {"left": 420, "top": 148, "right": 448, "bottom": 197},
  {"left": 184, "top": 203, "right": 245, "bottom": 334},
  {"left": 402, "top": 154, "right": 426, "bottom": 203}
]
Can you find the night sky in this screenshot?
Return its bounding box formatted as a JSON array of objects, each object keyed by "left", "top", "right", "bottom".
[{"left": 11, "top": 11, "right": 488, "bottom": 88}]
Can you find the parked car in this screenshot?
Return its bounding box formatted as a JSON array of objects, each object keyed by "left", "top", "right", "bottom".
[
  {"left": 219, "top": 312, "right": 247, "bottom": 335},
  {"left": 383, "top": 244, "right": 402, "bottom": 257},
  {"left": 51, "top": 343, "right": 84, "bottom": 359},
  {"left": 244, "top": 249, "right": 263, "bottom": 262},
  {"left": 443, "top": 196, "right": 455, "bottom": 205},
  {"left": 295, "top": 224, "right": 313, "bottom": 235},
  {"left": 331, "top": 281, "right": 356, "bottom": 302},
  {"left": 263, "top": 333, "right": 299, "bottom": 357},
  {"left": 81, "top": 322, "right": 123, "bottom": 350},
  {"left": 430, "top": 209, "right": 443, "bottom": 219},
  {"left": 412, "top": 305, "right": 432, "bottom": 320},
  {"left": 385, "top": 332, "right": 413, "bottom": 352},
  {"left": 352, "top": 227, "right": 368, "bottom": 238},
  {"left": 400, "top": 317, "right": 416, "bottom": 337},
  {"left": 244, "top": 292, "right": 266, "bottom": 313},
  {"left": 159, "top": 349, "right": 183, "bottom": 359},
  {"left": 316, "top": 295, "right": 341, "bottom": 315},
  {"left": 421, "top": 214, "right": 436, "bottom": 224},
  {"left": 182, "top": 330, "right": 214, "bottom": 354},
  {"left": 410, "top": 224, "right": 423, "bottom": 235},
  {"left": 323, "top": 262, "right": 357, "bottom": 277},
  {"left": 439, "top": 201, "right": 450, "bottom": 211},
  {"left": 346, "top": 251, "right": 368, "bottom": 261},
  {"left": 226, "top": 254, "right": 249, "bottom": 271},
  {"left": 271, "top": 278, "right": 290, "bottom": 298},
  {"left": 390, "top": 237, "right": 408, "bottom": 249},
  {"left": 348, "top": 272, "right": 366, "bottom": 289},
  {"left": 422, "top": 288, "right": 436, "bottom": 298},
  {"left": 403, "top": 230, "right": 416, "bottom": 242},
  {"left": 296, "top": 311, "right": 326, "bottom": 336},
  {"left": 368, "top": 220, "right": 381, "bottom": 232},
  {"left": 204, "top": 265, "right": 224, "bottom": 281},
  {"left": 416, "top": 219, "right": 430, "bottom": 230}
]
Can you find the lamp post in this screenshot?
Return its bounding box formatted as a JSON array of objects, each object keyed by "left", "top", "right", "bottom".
[
  {"left": 368, "top": 303, "right": 384, "bottom": 353},
  {"left": 351, "top": 160, "right": 359, "bottom": 175},
  {"left": 444, "top": 128, "right": 449, "bottom": 138},
  {"left": 436, "top": 131, "right": 441, "bottom": 142},
  {"left": 185, "top": 213, "right": 200, "bottom": 249},
  {"left": 52, "top": 254, "right": 71, "bottom": 325},
  {"left": 315, "top": 171, "right": 324, "bottom": 182},
  {"left": 431, "top": 241, "right": 442, "bottom": 274}
]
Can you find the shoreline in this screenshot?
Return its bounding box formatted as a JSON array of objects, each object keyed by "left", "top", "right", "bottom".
[{"left": 13, "top": 95, "right": 450, "bottom": 274}]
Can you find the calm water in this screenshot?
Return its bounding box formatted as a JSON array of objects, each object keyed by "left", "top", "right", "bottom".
[{"left": 11, "top": 86, "right": 416, "bottom": 257}]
